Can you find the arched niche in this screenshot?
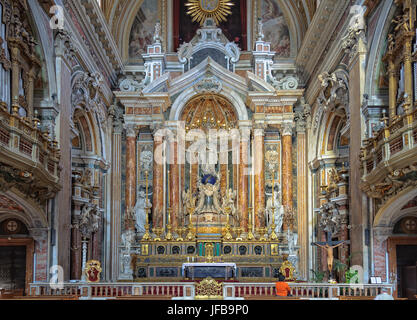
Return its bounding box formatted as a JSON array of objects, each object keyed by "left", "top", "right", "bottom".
[
  {"left": 180, "top": 94, "right": 238, "bottom": 131},
  {"left": 169, "top": 85, "right": 248, "bottom": 122}
]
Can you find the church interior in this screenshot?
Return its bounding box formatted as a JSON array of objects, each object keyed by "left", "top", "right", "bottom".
[{"left": 0, "top": 0, "right": 416, "bottom": 301}]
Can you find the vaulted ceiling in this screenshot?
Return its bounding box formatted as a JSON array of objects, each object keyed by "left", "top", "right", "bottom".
[{"left": 97, "top": 0, "right": 319, "bottom": 61}]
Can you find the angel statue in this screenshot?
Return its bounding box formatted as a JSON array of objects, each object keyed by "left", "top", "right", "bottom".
[
  {"left": 222, "top": 188, "right": 238, "bottom": 225},
  {"left": 182, "top": 188, "right": 196, "bottom": 216},
  {"left": 133, "top": 190, "right": 151, "bottom": 236}
]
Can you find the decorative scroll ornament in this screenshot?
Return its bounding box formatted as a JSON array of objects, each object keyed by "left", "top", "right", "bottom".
[
  {"left": 313, "top": 71, "right": 349, "bottom": 133},
  {"left": 341, "top": 5, "right": 367, "bottom": 56},
  {"left": 194, "top": 76, "right": 222, "bottom": 93},
  {"left": 119, "top": 78, "right": 145, "bottom": 93},
  {"left": 195, "top": 277, "right": 223, "bottom": 299},
  {"left": 185, "top": 0, "right": 234, "bottom": 26}
]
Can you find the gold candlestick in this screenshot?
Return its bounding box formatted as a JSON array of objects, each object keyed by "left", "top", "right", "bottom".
[
  {"left": 269, "top": 207, "right": 278, "bottom": 241},
  {"left": 152, "top": 227, "right": 163, "bottom": 242},
  {"left": 247, "top": 208, "right": 255, "bottom": 241},
  {"left": 223, "top": 207, "right": 233, "bottom": 241},
  {"left": 186, "top": 206, "right": 195, "bottom": 241},
  {"left": 165, "top": 208, "right": 173, "bottom": 241},
  {"left": 233, "top": 227, "right": 243, "bottom": 241},
  {"left": 257, "top": 227, "right": 268, "bottom": 242}
]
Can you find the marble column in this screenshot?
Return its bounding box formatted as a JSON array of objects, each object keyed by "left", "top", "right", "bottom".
[
  {"left": 296, "top": 121, "right": 308, "bottom": 280},
  {"left": 169, "top": 140, "right": 179, "bottom": 229},
  {"left": 54, "top": 30, "right": 75, "bottom": 280},
  {"left": 153, "top": 130, "right": 164, "bottom": 228},
  {"left": 386, "top": 55, "right": 398, "bottom": 121},
  {"left": 111, "top": 112, "right": 123, "bottom": 280},
  {"left": 403, "top": 35, "right": 414, "bottom": 103},
  {"left": 253, "top": 126, "right": 265, "bottom": 228},
  {"left": 281, "top": 123, "right": 293, "bottom": 231},
  {"left": 9, "top": 44, "right": 19, "bottom": 112},
  {"left": 125, "top": 126, "right": 137, "bottom": 221},
  {"left": 70, "top": 218, "right": 82, "bottom": 280},
  {"left": 238, "top": 128, "right": 250, "bottom": 231},
  {"left": 348, "top": 33, "right": 367, "bottom": 269}
]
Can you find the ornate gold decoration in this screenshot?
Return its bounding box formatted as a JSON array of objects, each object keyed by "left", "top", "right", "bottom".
[
  {"left": 222, "top": 206, "right": 233, "bottom": 241},
  {"left": 269, "top": 207, "right": 278, "bottom": 241},
  {"left": 152, "top": 227, "right": 163, "bottom": 241},
  {"left": 182, "top": 94, "right": 237, "bottom": 133},
  {"left": 247, "top": 207, "right": 255, "bottom": 241},
  {"left": 271, "top": 244, "right": 279, "bottom": 256},
  {"left": 205, "top": 243, "right": 214, "bottom": 263},
  {"left": 84, "top": 260, "right": 102, "bottom": 283},
  {"left": 279, "top": 260, "right": 295, "bottom": 281},
  {"left": 195, "top": 277, "right": 223, "bottom": 300},
  {"left": 185, "top": 0, "right": 234, "bottom": 26},
  {"left": 141, "top": 244, "right": 149, "bottom": 256}
]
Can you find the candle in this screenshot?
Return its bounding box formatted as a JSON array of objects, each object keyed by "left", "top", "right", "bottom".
[
  {"left": 145, "top": 171, "right": 149, "bottom": 207},
  {"left": 249, "top": 173, "right": 252, "bottom": 206},
  {"left": 272, "top": 172, "right": 275, "bottom": 207},
  {"left": 168, "top": 170, "right": 170, "bottom": 208}
]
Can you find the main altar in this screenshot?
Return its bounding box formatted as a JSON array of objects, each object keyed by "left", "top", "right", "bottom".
[{"left": 115, "top": 9, "right": 305, "bottom": 283}]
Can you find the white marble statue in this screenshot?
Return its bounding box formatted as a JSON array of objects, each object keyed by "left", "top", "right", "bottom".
[
  {"left": 121, "top": 229, "right": 135, "bottom": 254},
  {"left": 266, "top": 183, "right": 284, "bottom": 233},
  {"left": 222, "top": 188, "right": 238, "bottom": 225},
  {"left": 119, "top": 229, "right": 135, "bottom": 280},
  {"left": 287, "top": 230, "right": 298, "bottom": 256},
  {"left": 133, "top": 190, "right": 150, "bottom": 236}
]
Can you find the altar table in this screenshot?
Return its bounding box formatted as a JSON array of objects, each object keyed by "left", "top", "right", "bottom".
[{"left": 181, "top": 263, "right": 237, "bottom": 280}]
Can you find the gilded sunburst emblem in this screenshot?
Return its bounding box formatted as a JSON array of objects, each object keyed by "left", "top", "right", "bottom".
[{"left": 185, "top": 0, "right": 234, "bottom": 26}]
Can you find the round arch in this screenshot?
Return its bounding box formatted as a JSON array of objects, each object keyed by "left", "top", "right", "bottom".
[
  {"left": 169, "top": 86, "right": 249, "bottom": 122},
  {"left": 374, "top": 187, "right": 417, "bottom": 228},
  {"left": 0, "top": 192, "right": 48, "bottom": 229}
]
